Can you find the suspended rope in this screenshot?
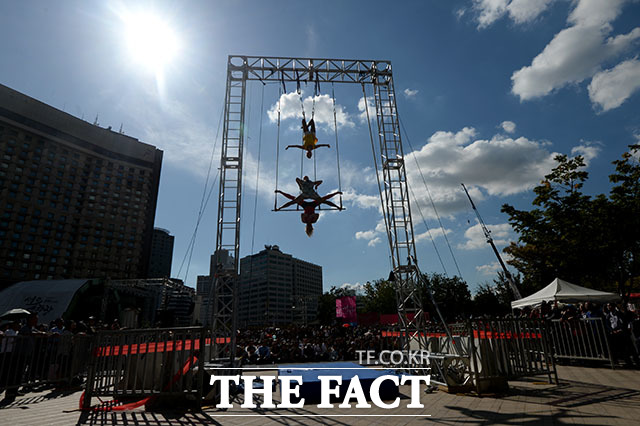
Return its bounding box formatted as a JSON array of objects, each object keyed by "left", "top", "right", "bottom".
[
  {"left": 177, "top": 104, "right": 225, "bottom": 281},
  {"left": 274, "top": 84, "right": 282, "bottom": 210},
  {"left": 398, "top": 116, "right": 464, "bottom": 279},
  {"left": 407, "top": 181, "right": 449, "bottom": 276},
  {"left": 332, "top": 83, "right": 343, "bottom": 209},
  {"left": 248, "top": 82, "right": 265, "bottom": 313},
  {"left": 362, "top": 83, "right": 393, "bottom": 268}
]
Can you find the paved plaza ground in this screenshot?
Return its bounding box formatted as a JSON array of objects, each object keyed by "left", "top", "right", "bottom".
[{"left": 1, "top": 365, "right": 640, "bottom": 425}]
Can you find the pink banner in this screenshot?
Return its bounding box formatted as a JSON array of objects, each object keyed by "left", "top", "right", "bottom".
[{"left": 336, "top": 296, "right": 357, "bottom": 322}]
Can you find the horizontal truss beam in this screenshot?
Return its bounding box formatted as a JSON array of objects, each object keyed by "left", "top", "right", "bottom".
[{"left": 229, "top": 55, "right": 392, "bottom": 84}]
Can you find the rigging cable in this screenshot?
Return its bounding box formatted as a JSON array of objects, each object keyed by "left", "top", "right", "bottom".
[
  {"left": 274, "top": 84, "right": 282, "bottom": 210},
  {"left": 407, "top": 181, "right": 449, "bottom": 276},
  {"left": 398, "top": 116, "right": 464, "bottom": 279},
  {"left": 247, "top": 82, "right": 266, "bottom": 322},
  {"left": 177, "top": 105, "right": 224, "bottom": 281},
  {"left": 332, "top": 83, "right": 343, "bottom": 209}
]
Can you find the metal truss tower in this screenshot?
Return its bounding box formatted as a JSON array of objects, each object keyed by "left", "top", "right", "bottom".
[{"left": 212, "top": 56, "right": 429, "bottom": 363}]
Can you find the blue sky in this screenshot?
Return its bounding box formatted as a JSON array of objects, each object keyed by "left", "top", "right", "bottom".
[{"left": 1, "top": 0, "right": 639, "bottom": 293}]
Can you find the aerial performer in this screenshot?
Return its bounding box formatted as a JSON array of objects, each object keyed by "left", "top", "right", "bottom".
[
  {"left": 286, "top": 118, "right": 330, "bottom": 158},
  {"left": 274, "top": 188, "right": 342, "bottom": 237},
  {"left": 296, "top": 176, "right": 322, "bottom": 200}
]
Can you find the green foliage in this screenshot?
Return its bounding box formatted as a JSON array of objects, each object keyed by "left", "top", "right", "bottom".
[
  {"left": 473, "top": 283, "right": 509, "bottom": 317},
  {"left": 419, "top": 273, "right": 472, "bottom": 322},
  {"left": 362, "top": 279, "right": 397, "bottom": 314},
  {"left": 501, "top": 146, "right": 640, "bottom": 296}
]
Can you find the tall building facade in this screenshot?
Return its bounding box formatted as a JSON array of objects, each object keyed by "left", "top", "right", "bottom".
[
  {"left": 148, "top": 228, "right": 174, "bottom": 278},
  {"left": 195, "top": 249, "right": 234, "bottom": 325},
  {"left": 238, "top": 245, "right": 322, "bottom": 327},
  {"left": 0, "top": 84, "right": 163, "bottom": 288}
]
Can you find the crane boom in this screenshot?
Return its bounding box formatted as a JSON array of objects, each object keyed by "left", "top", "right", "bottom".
[{"left": 461, "top": 183, "right": 522, "bottom": 300}]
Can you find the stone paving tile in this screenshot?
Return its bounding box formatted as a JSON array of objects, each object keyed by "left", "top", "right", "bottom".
[{"left": 2, "top": 365, "right": 640, "bottom": 425}]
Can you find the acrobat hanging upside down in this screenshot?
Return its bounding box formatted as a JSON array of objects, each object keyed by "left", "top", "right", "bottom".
[{"left": 286, "top": 118, "right": 330, "bottom": 158}]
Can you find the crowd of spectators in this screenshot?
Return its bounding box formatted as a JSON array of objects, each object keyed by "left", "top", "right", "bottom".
[
  {"left": 236, "top": 324, "right": 400, "bottom": 365},
  {"left": 511, "top": 301, "right": 640, "bottom": 367},
  {"left": 0, "top": 313, "right": 121, "bottom": 403}
]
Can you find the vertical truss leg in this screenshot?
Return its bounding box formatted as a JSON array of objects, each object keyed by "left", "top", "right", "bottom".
[{"left": 211, "top": 58, "right": 248, "bottom": 364}]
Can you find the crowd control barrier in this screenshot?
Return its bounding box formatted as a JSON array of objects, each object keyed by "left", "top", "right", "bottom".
[
  {"left": 548, "top": 318, "right": 614, "bottom": 368},
  {"left": 82, "top": 327, "right": 207, "bottom": 410},
  {"left": 0, "top": 333, "right": 93, "bottom": 392}
]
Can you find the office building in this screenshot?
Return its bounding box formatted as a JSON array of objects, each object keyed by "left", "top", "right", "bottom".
[
  {"left": 238, "top": 245, "right": 322, "bottom": 326},
  {"left": 0, "top": 84, "right": 163, "bottom": 288},
  {"left": 195, "top": 249, "right": 234, "bottom": 325},
  {"left": 148, "top": 228, "right": 174, "bottom": 278}
]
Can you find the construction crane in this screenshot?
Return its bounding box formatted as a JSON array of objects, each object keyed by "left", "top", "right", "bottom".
[{"left": 461, "top": 183, "right": 522, "bottom": 300}]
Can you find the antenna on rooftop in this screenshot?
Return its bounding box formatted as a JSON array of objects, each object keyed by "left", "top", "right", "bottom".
[
  {"left": 119, "top": 123, "right": 124, "bottom": 134},
  {"left": 93, "top": 114, "right": 99, "bottom": 126}
]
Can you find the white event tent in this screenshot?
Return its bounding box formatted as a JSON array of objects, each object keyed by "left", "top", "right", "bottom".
[{"left": 511, "top": 278, "right": 620, "bottom": 309}]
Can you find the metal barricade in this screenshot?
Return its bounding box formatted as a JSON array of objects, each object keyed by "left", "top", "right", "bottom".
[
  {"left": 468, "top": 319, "right": 558, "bottom": 391},
  {"left": 548, "top": 318, "right": 614, "bottom": 368},
  {"left": 83, "top": 327, "right": 206, "bottom": 409},
  {"left": 0, "top": 333, "right": 93, "bottom": 392}
]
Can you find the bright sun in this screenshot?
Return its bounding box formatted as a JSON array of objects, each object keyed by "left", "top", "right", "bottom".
[{"left": 123, "top": 13, "right": 179, "bottom": 72}]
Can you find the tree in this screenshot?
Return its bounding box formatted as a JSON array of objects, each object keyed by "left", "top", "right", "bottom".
[
  {"left": 501, "top": 154, "right": 612, "bottom": 291},
  {"left": 608, "top": 144, "right": 640, "bottom": 296},
  {"left": 472, "top": 283, "right": 509, "bottom": 317},
  {"left": 419, "top": 273, "right": 472, "bottom": 322},
  {"left": 362, "top": 279, "right": 397, "bottom": 314},
  {"left": 500, "top": 147, "right": 640, "bottom": 296}
]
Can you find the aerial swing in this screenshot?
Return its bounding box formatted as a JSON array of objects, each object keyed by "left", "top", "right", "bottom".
[
  {"left": 285, "top": 74, "right": 330, "bottom": 158},
  {"left": 274, "top": 77, "right": 345, "bottom": 237}
]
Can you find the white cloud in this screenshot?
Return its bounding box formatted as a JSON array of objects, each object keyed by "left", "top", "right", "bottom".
[
  {"left": 405, "top": 127, "right": 561, "bottom": 217},
  {"left": 342, "top": 189, "right": 381, "bottom": 212},
  {"left": 340, "top": 282, "right": 365, "bottom": 294},
  {"left": 268, "top": 91, "right": 354, "bottom": 129},
  {"left": 415, "top": 227, "right": 452, "bottom": 244},
  {"left": 355, "top": 230, "right": 378, "bottom": 241},
  {"left": 459, "top": 222, "right": 514, "bottom": 250},
  {"left": 500, "top": 120, "right": 516, "bottom": 133},
  {"left": 588, "top": 58, "right": 640, "bottom": 112},
  {"left": 404, "top": 88, "right": 419, "bottom": 98},
  {"left": 507, "top": 0, "right": 554, "bottom": 24},
  {"left": 357, "top": 95, "right": 376, "bottom": 123},
  {"left": 473, "top": 0, "right": 509, "bottom": 28},
  {"left": 476, "top": 262, "right": 501, "bottom": 276},
  {"left": 367, "top": 237, "right": 381, "bottom": 247},
  {"left": 511, "top": 0, "right": 640, "bottom": 105},
  {"left": 472, "top": 0, "right": 553, "bottom": 28},
  {"left": 571, "top": 143, "right": 601, "bottom": 163}
]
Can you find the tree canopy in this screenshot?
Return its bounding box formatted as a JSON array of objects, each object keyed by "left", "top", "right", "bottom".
[{"left": 501, "top": 145, "right": 640, "bottom": 297}]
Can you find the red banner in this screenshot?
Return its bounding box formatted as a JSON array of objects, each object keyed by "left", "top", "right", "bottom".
[{"left": 336, "top": 296, "right": 357, "bottom": 322}]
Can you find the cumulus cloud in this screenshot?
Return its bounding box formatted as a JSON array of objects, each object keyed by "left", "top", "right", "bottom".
[
  {"left": 588, "top": 58, "right": 640, "bottom": 112},
  {"left": 500, "top": 121, "right": 516, "bottom": 133},
  {"left": 404, "top": 88, "right": 419, "bottom": 98},
  {"left": 268, "top": 91, "right": 354, "bottom": 129},
  {"left": 511, "top": 0, "right": 640, "bottom": 107},
  {"left": 476, "top": 262, "right": 501, "bottom": 276},
  {"left": 405, "top": 126, "right": 561, "bottom": 217},
  {"left": 473, "top": 0, "right": 509, "bottom": 28},
  {"left": 459, "top": 222, "right": 514, "bottom": 250},
  {"left": 472, "top": 0, "right": 554, "bottom": 28},
  {"left": 507, "top": 0, "right": 555, "bottom": 24},
  {"left": 357, "top": 95, "right": 376, "bottom": 123},
  {"left": 339, "top": 282, "right": 365, "bottom": 294},
  {"left": 353, "top": 124, "right": 598, "bottom": 248},
  {"left": 571, "top": 143, "right": 601, "bottom": 163}
]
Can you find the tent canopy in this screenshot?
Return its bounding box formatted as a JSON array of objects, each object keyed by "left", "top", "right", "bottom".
[
  {"left": 511, "top": 278, "right": 620, "bottom": 309},
  {"left": 0, "top": 279, "right": 92, "bottom": 324}
]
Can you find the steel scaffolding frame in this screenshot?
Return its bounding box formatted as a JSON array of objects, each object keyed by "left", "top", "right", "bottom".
[{"left": 211, "top": 55, "right": 432, "bottom": 365}]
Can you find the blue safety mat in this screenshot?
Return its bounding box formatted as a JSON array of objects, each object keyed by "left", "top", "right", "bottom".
[{"left": 278, "top": 362, "right": 400, "bottom": 403}]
